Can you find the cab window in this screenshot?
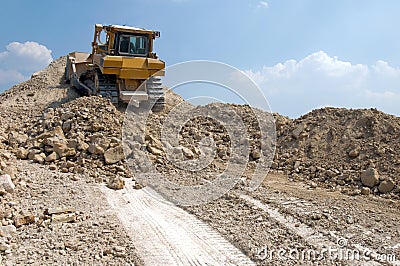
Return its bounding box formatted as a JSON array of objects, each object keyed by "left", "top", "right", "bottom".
[{"left": 119, "top": 35, "right": 148, "bottom": 56}]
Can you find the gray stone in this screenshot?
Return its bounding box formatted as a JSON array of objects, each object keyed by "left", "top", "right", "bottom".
[
  {"left": 27, "top": 150, "right": 39, "bottom": 160},
  {"left": 88, "top": 144, "right": 104, "bottom": 155},
  {"left": 62, "top": 120, "right": 73, "bottom": 132},
  {"left": 292, "top": 124, "right": 305, "bottom": 139},
  {"left": 360, "top": 168, "right": 380, "bottom": 188},
  {"left": 67, "top": 139, "right": 79, "bottom": 149},
  {"left": 0, "top": 224, "right": 17, "bottom": 237},
  {"left": 0, "top": 174, "right": 15, "bottom": 193},
  {"left": 378, "top": 180, "right": 395, "bottom": 193},
  {"left": 251, "top": 150, "right": 261, "bottom": 160}
]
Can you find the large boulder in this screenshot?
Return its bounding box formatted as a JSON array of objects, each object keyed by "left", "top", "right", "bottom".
[
  {"left": 53, "top": 142, "right": 76, "bottom": 158},
  {"left": 36, "top": 126, "right": 65, "bottom": 141},
  {"left": 360, "top": 168, "right": 380, "bottom": 188},
  {"left": 104, "top": 146, "right": 125, "bottom": 164},
  {"left": 8, "top": 132, "right": 28, "bottom": 147}
]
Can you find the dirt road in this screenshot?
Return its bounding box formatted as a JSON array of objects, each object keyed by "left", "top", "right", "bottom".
[{"left": 101, "top": 179, "right": 255, "bottom": 265}]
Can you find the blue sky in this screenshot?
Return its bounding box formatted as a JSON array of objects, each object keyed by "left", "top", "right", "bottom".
[{"left": 1, "top": 0, "right": 399, "bottom": 117}]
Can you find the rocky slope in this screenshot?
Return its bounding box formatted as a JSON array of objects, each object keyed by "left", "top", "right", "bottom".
[{"left": 0, "top": 57, "right": 143, "bottom": 265}]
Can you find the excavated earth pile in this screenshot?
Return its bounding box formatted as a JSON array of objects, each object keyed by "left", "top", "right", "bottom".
[
  {"left": 274, "top": 108, "right": 400, "bottom": 198},
  {"left": 126, "top": 102, "right": 274, "bottom": 188},
  {"left": 2, "top": 57, "right": 398, "bottom": 200}
]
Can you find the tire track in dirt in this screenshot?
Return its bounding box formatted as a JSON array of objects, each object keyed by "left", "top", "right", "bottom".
[
  {"left": 240, "top": 194, "right": 385, "bottom": 265},
  {"left": 101, "top": 180, "right": 255, "bottom": 266}
]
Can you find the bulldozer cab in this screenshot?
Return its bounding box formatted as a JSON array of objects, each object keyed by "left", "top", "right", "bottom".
[
  {"left": 92, "top": 24, "right": 160, "bottom": 59},
  {"left": 118, "top": 35, "right": 147, "bottom": 56}
]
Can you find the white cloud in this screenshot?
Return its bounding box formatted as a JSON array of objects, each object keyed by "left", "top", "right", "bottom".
[
  {"left": 0, "top": 41, "right": 53, "bottom": 72},
  {"left": 257, "top": 1, "right": 269, "bottom": 9},
  {"left": 245, "top": 51, "right": 400, "bottom": 117},
  {"left": 0, "top": 41, "right": 53, "bottom": 91},
  {"left": 0, "top": 70, "right": 26, "bottom": 86}
]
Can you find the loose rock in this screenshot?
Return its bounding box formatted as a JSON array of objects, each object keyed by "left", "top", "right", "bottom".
[
  {"left": 0, "top": 174, "right": 15, "bottom": 193},
  {"left": 360, "top": 168, "right": 380, "bottom": 188},
  {"left": 107, "top": 176, "right": 125, "bottom": 190},
  {"left": 104, "top": 145, "right": 125, "bottom": 164},
  {"left": 378, "top": 180, "right": 395, "bottom": 193}
]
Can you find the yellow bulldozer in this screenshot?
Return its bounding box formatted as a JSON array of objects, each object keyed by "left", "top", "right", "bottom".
[{"left": 65, "top": 24, "right": 165, "bottom": 111}]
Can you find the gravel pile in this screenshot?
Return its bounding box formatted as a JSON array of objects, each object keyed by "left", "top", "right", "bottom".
[
  {"left": 3, "top": 57, "right": 397, "bottom": 198},
  {"left": 273, "top": 108, "right": 400, "bottom": 198},
  {"left": 9, "top": 96, "right": 129, "bottom": 189},
  {"left": 124, "top": 102, "right": 274, "bottom": 188}
]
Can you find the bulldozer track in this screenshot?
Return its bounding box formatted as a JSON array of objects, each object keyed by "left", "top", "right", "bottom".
[
  {"left": 100, "top": 180, "right": 255, "bottom": 266},
  {"left": 239, "top": 193, "right": 395, "bottom": 265},
  {"left": 95, "top": 71, "right": 118, "bottom": 103},
  {"left": 147, "top": 76, "right": 165, "bottom": 112}
]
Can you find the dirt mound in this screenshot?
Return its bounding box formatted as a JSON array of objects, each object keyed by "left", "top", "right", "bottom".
[
  {"left": 1, "top": 56, "right": 398, "bottom": 199},
  {"left": 124, "top": 102, "right": 274, "bottom": 189},
  {"left": 274, "top": 107, "right": 400, "bottom": 197},
  {"left": 1, "top": 64, "right": 188, "bottom": 190},
  {"left": 12, "top": 96, "right": 127, "bottom": 184},
  {"left": 136, "top": 103, "right": 400, "bottom": 199}
]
